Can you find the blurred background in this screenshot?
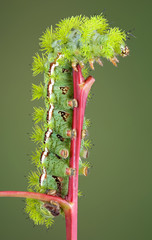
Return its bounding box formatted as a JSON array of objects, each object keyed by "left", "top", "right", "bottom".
[{"left": 0, "top": 0, "right": 151, "bottom": 239}]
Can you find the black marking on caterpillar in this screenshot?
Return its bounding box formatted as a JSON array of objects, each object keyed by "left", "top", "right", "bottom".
[
  {"left": 58, "top": 111, "right": 70, "bottom": 122},
  {"left": 60, "top": 86, "right": 70, "bottom": 95},
  {"left": 54, "top": 176, "right": 64, "bottom": 197},
  {"left": 62, "top": 68, "right": 70, "bottom": 73},
  {"left": 55, "top": 154, "right": 62, "bottom": 159},
  {"left": 56, "top": 134, "right": 65, "bottom": 142}
]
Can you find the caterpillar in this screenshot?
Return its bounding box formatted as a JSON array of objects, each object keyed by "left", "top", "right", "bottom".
[{"left": 25, "top": 14, "right": 129, "bottom": 228}]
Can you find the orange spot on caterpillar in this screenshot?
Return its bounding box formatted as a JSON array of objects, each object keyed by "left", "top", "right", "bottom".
[
  {"left": 66, "top": 168, "right": 76, "bottom": 176},
  {"left": 66, "top": 129, "right": 77, "bottom": 138},
  {"left": 60, "top": 149, "right": 69, "bottom": 159},
  {"left": 68, "top": 99, "right": 78, "bottom": 108}
]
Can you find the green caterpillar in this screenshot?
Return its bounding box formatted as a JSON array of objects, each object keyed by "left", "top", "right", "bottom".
[{"left": 25, "top": 14, "right": 129, "bottom": 227}]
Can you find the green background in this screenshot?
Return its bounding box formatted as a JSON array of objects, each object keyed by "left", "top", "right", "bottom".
[{"left": 0, "top": 0, "right": 151, "bottom": 239}]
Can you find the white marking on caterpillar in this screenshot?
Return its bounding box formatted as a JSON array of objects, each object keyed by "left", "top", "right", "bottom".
[
  {"left": 47, "top": 104, "right": 54, "bottom": 123},
  {"left": 41, "top": 147, "right": 49, "bottom": 164},
  {"left": 47, "top": 80, "right": 54, "bottom": 98},
  {"left": 44, "top": 128, "right": 53, "bottom": 144},
  {"left": 40, "top": 53, "right": 65, "bottom": 188},
  {"left": 40, "top": 168, "right": 47, "bottom": 186},
  {"left": 47, "top": 54, "right": 64, "bottom": 121}
]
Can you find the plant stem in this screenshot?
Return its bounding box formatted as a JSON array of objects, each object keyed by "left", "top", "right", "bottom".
[
  {"left": 0, "top": 191, "right": 71, "bottom": 210},
  {"left": 65, "top": 65, "right": 95, "bottom": 240}
]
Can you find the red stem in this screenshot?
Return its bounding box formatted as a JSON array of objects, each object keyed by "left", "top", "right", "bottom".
[
  {"left": 65, "top": 65, "right": 95, "bottom": 240},
  {"left": 0, "top": 191, "right": 71, "bottom": 210}
]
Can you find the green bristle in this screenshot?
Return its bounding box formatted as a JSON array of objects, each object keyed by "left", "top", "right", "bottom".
[
  {"left": 39, "top": 26, "right": 54, "bottom": 53},
  {"left": 81, "top": 66, "right": 89, "bottom": 79},
  {"left": 78, "top": 190, "right": 83, "bottom": 197},
  {"left": 33, "top": 107, "right": 45, "bottom": 123},
  {"left": 28, "top": 171, "right": 41, "bottom": 192},
  {"left": 84, "top": 139, "right": 92, "bottom": 149},
  {"left": 31, "top": 148, "right": 41, "bottom": 167},
  {"left": 32, "top": 83, "right": 44, "bottom": 101},
  {"left": 31, "top": 125, "right": 43, "bottom": 143},
  {"left": 25, "top": 198, "right": 54, "bottom": 228},
  {"left": 32, "top": 53, "right": 46, "bottom": 76},
  {"left": 55, "top": 15, "right": 85, "bottom": 44},
  {"left": 85, "top": 119, "right": 91, "bottom": 127},
  {"left": 82, "top": 161, "right": 91, "bottom": 168}
]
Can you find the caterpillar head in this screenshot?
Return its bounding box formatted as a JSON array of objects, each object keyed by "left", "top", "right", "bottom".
[{"left": 120, "top": 45, "right": 130, "bottom": 57}]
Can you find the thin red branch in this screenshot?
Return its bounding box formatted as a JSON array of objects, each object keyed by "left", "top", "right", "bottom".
[
  {"left": 0, "top": 191, "right": 71, "bottom": 210},
  {"left": 65, "top": 65, "right": 95, "bottom": 240}
]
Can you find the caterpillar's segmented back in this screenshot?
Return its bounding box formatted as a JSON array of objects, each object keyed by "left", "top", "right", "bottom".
[{"left": 25, "top": 14, "right": 129, "bottom": 227}]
